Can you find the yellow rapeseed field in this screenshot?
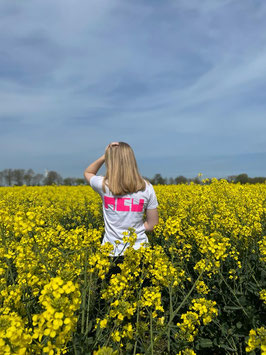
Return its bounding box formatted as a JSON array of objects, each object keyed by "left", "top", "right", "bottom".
[{"left": 0, "top": 178, "right": 265, "bottom": 354}]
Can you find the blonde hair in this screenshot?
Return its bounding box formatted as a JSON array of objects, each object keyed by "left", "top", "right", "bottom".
[{"left": 103, "top": 142, "right": 146, "bottom": 196}]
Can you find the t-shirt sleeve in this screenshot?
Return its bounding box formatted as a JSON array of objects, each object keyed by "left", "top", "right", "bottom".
[
  {"left": 147, "top": 184, "right": 158, "bottom": 209},
  {"left": 89, "top": 175, "right": 104, "bottom": 194}
]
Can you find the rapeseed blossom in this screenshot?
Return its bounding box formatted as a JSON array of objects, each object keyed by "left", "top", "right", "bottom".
[
  {"left": 176, "top": 298, "right": 218, "bottom": 342},
  {"left": 246, "top": 327, "right": 266, "bottom": 354},
  {"left": 0, "top": 180, "right": 265, "bottom": 353}
]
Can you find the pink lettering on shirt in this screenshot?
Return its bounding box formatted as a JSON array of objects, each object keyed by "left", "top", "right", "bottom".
[
  {"left": 116, "top": 198, "right": 130, "bottom": 211},
  {"left": 131, "top": 198, "right": 144, "bottom": 212},
  {"left": 104, "top": 196, "right": 116, "bottom": 210},
  {"left": 103, "top": 196, "right": 145, "bottom": 212}
]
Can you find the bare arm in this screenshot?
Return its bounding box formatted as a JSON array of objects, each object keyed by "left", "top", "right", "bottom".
[
  {"left": 83, "top": 155, "right": 105, "bottom": 184},
  {"left": 144, "top": 208, "right": 159, "bottom": 232},
  {"left": 84, "top": 142, "right": 119, "bottom": 184}
]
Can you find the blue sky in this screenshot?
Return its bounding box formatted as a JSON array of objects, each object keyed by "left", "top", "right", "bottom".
[{"left": 0, "top": 0, "right": 266, "bottom": 179}]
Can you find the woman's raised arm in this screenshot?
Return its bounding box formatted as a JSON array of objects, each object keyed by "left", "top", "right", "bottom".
[
  {"left": 83, "top": 155, "right": 105, "bottom": 183},
  {"left": 83, "top": 142, "right": 120, "bottom": 183}
]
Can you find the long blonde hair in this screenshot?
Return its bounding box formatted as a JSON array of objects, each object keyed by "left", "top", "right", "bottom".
[{"left": 103, "top": 142, "right": 146, "bottom": 196}]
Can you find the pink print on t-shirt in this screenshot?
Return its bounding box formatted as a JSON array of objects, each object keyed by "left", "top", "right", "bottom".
[
  {"left": 104, "top": 196, "right": 144, "bottom": 212},
  {"left": 104, "top": 197, "right": 115, "bottom": 209},
  {"left": 117, "top": 198, "right": 130, "bottom": 211},
  {"left": 131, "top": 199, "right": 144, "bottom": 212}
]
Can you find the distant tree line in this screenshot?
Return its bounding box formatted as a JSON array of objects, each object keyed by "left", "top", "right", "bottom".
[
  {"left": 0, "top": 169, "right": 265, "bottom": 187},
  {"left": 146, "top": 173, "right": 266, "bottom": 185},
  {"left": 0, "top": 169, "right": 84, "bottom": 187}
]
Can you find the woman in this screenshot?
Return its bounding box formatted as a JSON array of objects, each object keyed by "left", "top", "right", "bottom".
[{"left": 83, "top": 142, "right": 159, "bottom": 280}]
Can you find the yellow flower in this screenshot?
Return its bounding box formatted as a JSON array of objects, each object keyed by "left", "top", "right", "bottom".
[
  {"left": 111, "top": 330, "right": 121, "bottom": 342},
  {"left": 100, "top": 319, "right": 108, "bottom": 328}
]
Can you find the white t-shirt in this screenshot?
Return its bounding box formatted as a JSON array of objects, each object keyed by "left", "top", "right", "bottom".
[{"left": 89, "top": 175, "right": 158, "bottom": 256}]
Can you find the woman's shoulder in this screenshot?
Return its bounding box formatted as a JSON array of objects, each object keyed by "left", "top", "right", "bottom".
[
  {"left": 90, "top": 175, "right": 104, "bottom": 184},
  {"left": 135, "top": 178, "right": 154, "bottom": 194},
  {"left": 89, "top": 175, "right": 104, "bottom": 192},
  {"left": 143, "top": 178, "right": 153, "bottom": 188}
]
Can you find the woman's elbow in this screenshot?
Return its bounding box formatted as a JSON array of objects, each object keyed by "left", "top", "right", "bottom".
[
  {"left": 144, "top": 219, "right": 158, "bottom": 232},
  {"left": 144, "top": 209, "right": 159, "bottom": 232}
]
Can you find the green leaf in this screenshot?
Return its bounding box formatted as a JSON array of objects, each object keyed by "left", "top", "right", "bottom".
[
  {"left": 85, "top": 337, "right": 94, "bottom": 345},
  {"left": 199, "top": 338, "right": 213, "bottom": 348},
  {"left": 220, "top": 343, "right": 237, "bottom": 351},
  {"left": 87, "top": 320, "right": 93, "bottom": 333},
  {"left": 238, "top": 295, "right": 247, "bottom": 306},
  {"left": 233, "top": 333, "right": 245, "bottom": 338},
  {"left": 224, "top": 305, "right": 242, "bottom": 310},
  {"left": 236, "top": 321, "right": 242, "bottom": 329}
]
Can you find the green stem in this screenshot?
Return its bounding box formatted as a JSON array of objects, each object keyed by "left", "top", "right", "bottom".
[
  {"left": 133, "top": 266, "right": 145, "bottom": 355},
  {"left": 103, "top": 324, "right": 116, "bottom": 347},
  {"left": 247, "top": 261, "right": 261, "bottom": 288},
  {"left": 7, "top": 258, "right": 15, "bottom": 284},
  {"left": 92, "top": 324, "right": 104, "bottom": 350},
  {"left": 229, "top": 334, "right": 238, "bottom": 352},
  {"left": 146, "top": 259, "right": 209, "bottom": 353},
  {"left": 85, "top": 272, "right": 93, "bottom": 335},
  {"left": 1, "top": 230, "right": 15, "bottom": 284},
  {"left": 212, "top": 319, "right": 237, "bottom": 352},
  {"left": 168, "top": 261, "right": 207, "bottom": 324},
  {"left": 81, "top": 248, "right": 88, "bottom": 334},
  {"left": 220, "top": 273, "right": 249, "bottom": 318},
  {"left": 167, "top": 283, "right": 173, "bottom": 353},
  {"left": 31, "top": 233, "right": 53, "bottom": 277},
  {"left": 150, "top": 312, "right": 154, "bottom": 355},
  {"left": 73, "top": 340, "right": 78, "bottom": 355}
]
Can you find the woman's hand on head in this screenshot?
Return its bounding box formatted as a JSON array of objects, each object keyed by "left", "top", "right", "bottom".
[{"left": 105, "top": 142, "right": 119, "bottom": 153}]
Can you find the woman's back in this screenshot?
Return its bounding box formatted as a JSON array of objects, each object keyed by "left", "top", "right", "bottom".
[
  {"left": 90, "top": 175, "right": 158, "bottom": 256},
  {"left": 84, "top": 142, "right": 159, "bottom": 256}
]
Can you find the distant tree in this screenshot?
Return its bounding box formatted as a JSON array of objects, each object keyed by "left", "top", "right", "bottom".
[
  {"left": 152, "top": 173, "right": 166, "bottom": 185},
  {"left": 76, "top": 178, "right": 86, "bottom": 185},
  {"left": 0, "top": 171, "right": 3, "bottom": 186},
  {"left": 63, "top": 177, "right": 76, "bottom": 185},
  {"left": 148, "top": 177, "right": 154, "bottom": 184},
  {"left": 24, "top": 169, "right": 35, "bottom": 186},
  {"left": 249, "top": 176, "right": 266, "bottom": 184},
  {"left": 235, "top": 173, "right": 249, "bottom": 184},
  {"left": 227, "top": 175, "right": 237, "bottom": 183},
  {"left": 175, "top": 175, "right": 187, "bottom": 184},
  {"left": 204, "top": 177, "right": 212, "bottom": 185},
  {"left": 32, "top": 173, "right": 44, "bottom": 186},
  {"left": 187, "top": 178, "right": 196, "bottom": 184},
  {"left": 3, "top": 169, "right": 13, "bottom": 186},
  {"left": 168, "top": 177, "right": 175, "bottom": 185},
  {"left": 13, "top": 169, "right": 25, "bottom": 186},
  {"left": 43, "top": 171, "right": 63, "bottom": 185},
  {"left": 192, "top": 176, "right": 201, "bottom": 184}
]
